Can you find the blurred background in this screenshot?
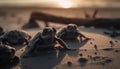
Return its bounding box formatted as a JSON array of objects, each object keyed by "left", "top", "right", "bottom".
[
  {"left": 0, "top": 0, "right": 120, "bottom": 8},
  {"left": 0, "top": 0, "right": 120, "bottom": 30}
]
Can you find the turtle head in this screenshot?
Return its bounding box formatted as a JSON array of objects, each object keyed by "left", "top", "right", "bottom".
[{"left": 41, "top": 27, "right": 56, "bottom": 39}]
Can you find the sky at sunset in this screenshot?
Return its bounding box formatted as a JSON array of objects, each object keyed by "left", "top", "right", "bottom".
[{"left": 0, "top": 0, "right": 120, "bottom": 8}]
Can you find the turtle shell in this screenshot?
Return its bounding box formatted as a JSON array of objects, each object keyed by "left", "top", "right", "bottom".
[
  {"left": 57, "top": 27, "right": 79, "bottom": 40},
  {"left": 2, "top": 30, "right": 31, "bottom": 45}
]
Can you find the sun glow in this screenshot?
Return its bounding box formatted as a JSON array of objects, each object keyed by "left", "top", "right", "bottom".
[{"left": 56, "top": 0, "right": 73, "bottom": 8}]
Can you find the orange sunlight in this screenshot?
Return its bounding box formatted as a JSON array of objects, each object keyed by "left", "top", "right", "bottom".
[{"left": 56, "top": 0, "right": 74, "bottom": 8}]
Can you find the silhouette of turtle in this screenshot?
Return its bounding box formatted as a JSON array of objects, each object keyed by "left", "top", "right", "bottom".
[
  {"left": 0, "top": 44, "right": 20, "bottom": 65},
  {"left": 1, "top": 30, "right": 31, "bottom": 45},
  {"left": 23, "top": 27, "right": 75, "bottom": 57},
  {"left": 57, "top": 24, "right": 91, "bottom": 41}
]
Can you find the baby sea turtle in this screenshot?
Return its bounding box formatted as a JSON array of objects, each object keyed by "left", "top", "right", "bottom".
[
  {"left": 57, "top": 24, "right": 91, "bottom": 41},
  {"left": 24, "top": 27, "right": 74, "bottom": 57},
  {"left": 0, "top": 44, "right": 20, "bottom": 65},
  {"left": 1, "top": 30, "right": 31, "bottom": 45}
]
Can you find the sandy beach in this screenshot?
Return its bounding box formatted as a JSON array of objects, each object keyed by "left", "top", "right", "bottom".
[{"left": 0, "top": 8, "right": 120, "bottom": 69}]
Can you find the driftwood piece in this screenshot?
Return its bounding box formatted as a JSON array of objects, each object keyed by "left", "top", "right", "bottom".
[{"left": 22, "top": 10, "right": 120, "bottom": 29}]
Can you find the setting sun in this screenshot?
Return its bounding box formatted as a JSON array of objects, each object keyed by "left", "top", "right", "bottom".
[{"left": 56, "top": 0, "right": 73, "bottom": 8}]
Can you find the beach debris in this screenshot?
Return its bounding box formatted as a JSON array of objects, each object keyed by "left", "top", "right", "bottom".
[
  {"left": 92, "top": 56, "right": 112, "bottom": 65},
  {"left": 0, "top": 30, "right": 31, "bottom": 46},
  {"left": 104, "top": 31, "right": 120, "bottom": 37},
  {"left": 105, "top": 59, "right": 112, "bottom": 63},
  {"left": 84, "top": 49, "right": 87, "bottom": 51},
  {"left": 78, "top": 57, "right": 88, "bottom": 66},
  {"left": 115, "top": 50, "right": 120, "bottom": 53},
  {"left": 94, "top": 44, "right": 98, "bottom": 51},
  {"left": 109, "top": 40, "right": 114, "bottom": 45},
  {"left": 93, "top": 56, "right": 101, "bottom": 61},
  {"left": 94, "top": 52, "right": 97, "bottom": 55},
  {"left": 90, "top": 42, "right": 93, "bottom": 44},
  {"left": 79, "top": 53, "right": 83, "bottom": 57},
  {"left": 67, "top": 61, "right": 72, "bottom": 67},
  {"left": 102, "top": 48, "right": 114, "bottom": 51},
  {"left": 23, "top": 10, "right": 120, "bottom": 29},
  {"left": 109, "top": 40, "right": 114, "bottom": 47},
  {"left": 78, "top": 58, "right": 88, "bottom": 63}
]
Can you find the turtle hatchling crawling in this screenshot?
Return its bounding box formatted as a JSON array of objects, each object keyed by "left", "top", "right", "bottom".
[
  {"left": 0, "top": 44, "right": 20, "bottom": 65},
  {"left": 23, "top": 27, "right": 74, "bottom": 57},
  {"left": 1, "top": 30, "right": 31, "bottom": 45},
  {"left": 57, "top": 24, "right": 91, "bottom": 41}
]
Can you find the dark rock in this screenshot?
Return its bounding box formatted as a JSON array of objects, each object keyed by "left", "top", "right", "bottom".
[
  {"left": 102, "top": 48, "right": 114, "bottom": 51},
  {"left": 79, "top": 53, "right": 83, "bottom": 57},
  {"left": 78, "top": 58, "right": 88, "bottom": 63},
  {"left": 84, "top": 49, "right": 87, "bottom": 51},
  {"left": 109, "top": 40, "right": 113, "bottom": 45},
  {"left": 105, "top": 59, "right": 112, "bottom": 63},
  {"left": 90, "top": 42, "right": 92, "bottom": 44},
  {"left": 93, "top": 56, "right": 101, "bottom": 61},
  {"left": 67, "top": 61, "right": 72, "bottom": 67},
  {"left": 94, "top": 52, "right": 97, "bottom": 55},
  {"left": 115, "top": 50, "right": 119, "bottom": 53}
]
